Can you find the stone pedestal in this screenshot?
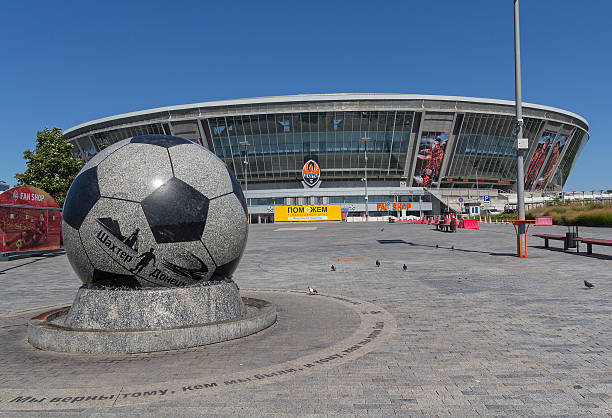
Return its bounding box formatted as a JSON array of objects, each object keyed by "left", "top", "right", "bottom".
[
  {"left": 27, "top": 280, "right": 276, "bottom": 354},
  {"left": 64, "top": 279, "right": 244, "bottom": 330}
]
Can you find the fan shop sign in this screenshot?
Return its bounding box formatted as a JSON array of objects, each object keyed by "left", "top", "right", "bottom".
[
  {"left": 0, "top": 185, "right": 60, "bottom": 209},
  {"left": 376, "top": 202, "right": 412, "bottom": 211},
  {"left": 274, "top": 205, "right": 341, "bottom": 222}
]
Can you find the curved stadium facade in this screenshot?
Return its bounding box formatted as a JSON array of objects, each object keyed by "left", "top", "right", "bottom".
[{"left": 64, "top": 94, "right": 589, "bottom": 221}]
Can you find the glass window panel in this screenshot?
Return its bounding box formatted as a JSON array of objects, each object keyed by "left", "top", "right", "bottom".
[
  {"left": 369, "top": 195, "right": 395, "bottom": 202},
  {"left": 343, "top": 196, "right": 366, "bottom": 203},
  {"left": 558, "top": 129, "right": 585, "bottom": 187}
]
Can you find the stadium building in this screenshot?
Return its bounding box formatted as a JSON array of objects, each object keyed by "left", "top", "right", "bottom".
[{"left": 64, "top": 94, "right": 588, "bottom": 222}]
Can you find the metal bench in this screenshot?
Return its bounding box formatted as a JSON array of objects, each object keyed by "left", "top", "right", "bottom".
[
  {"left": 432, "top": 220, "right": 453, "bottom": 232},
  {"left": 533, "top": 234, "right": 569, "bottom": 250},
  {"left": 442, "top": 220, "right": 452, "bottom": 232},
  {"left": 575, "top": 237, "right": 612, "bottom": 255}
]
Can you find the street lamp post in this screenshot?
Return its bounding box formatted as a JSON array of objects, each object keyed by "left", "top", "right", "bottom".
[
  {"left": 240, "top": 141, "right": 251, "bottom": 222},
  {"left": 475, "top": 168, "right": 480, "bottom": 217},
  {"left": 514, "top": 0, "right": 528, "bottom": 250},
  {"left": 360, "top": 137, "right": 371, "bottom": 222}
]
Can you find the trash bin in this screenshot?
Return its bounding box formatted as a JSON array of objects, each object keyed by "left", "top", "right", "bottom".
[{"left": 565, "top": 232, "right": 577, "bottom": 249}]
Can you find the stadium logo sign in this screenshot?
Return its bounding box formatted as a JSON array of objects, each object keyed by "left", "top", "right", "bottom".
[{"left": 302, "top": 160, "right": 321, "bottom": 188}]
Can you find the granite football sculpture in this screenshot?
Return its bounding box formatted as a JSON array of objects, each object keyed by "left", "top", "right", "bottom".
[{"left": 62, "top": 135, "right": 248, "bottom": 288}]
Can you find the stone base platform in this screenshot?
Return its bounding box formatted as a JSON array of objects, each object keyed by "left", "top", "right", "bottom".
[
  {"left": 27, "top": 281, "right": 276, "bottom": 354},
  {"left": 1, "top": 290, "right": 394, "bottom": 412}
]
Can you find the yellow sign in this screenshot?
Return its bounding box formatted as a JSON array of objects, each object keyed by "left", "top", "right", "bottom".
[{"left": 274, "top": 205, "right": 341, "bottom": 222}]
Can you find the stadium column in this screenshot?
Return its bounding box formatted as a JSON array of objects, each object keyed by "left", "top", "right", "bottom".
[
  {"left": 406, "top": 112, "right": 425, "bottom": 187},
  {"left": 360, "top": 137, "right": 371, "bottom": 222}
]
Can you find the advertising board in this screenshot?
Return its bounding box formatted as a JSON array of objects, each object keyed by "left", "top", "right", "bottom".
[{"left": 274, "top": 205, "right": 341, "bottom": 222}]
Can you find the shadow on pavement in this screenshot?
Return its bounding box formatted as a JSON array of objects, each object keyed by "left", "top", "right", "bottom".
[
  {"left": 0, "top": 252, "right": 65, "bottom": 274},
  {"left": 531, "top": 245, "right": 612, "bottom": 260},
  {"left": 377, "top": 239, "right": 500, "bottom": 256}
]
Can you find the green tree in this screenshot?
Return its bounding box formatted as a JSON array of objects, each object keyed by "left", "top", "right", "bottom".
[{"left": 15, "top": 127, "right": 84, "bottom": 207}]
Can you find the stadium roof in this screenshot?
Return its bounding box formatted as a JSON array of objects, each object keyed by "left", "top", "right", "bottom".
[{"left": 64, "top": 93, "right": 588, "bottom": 136}]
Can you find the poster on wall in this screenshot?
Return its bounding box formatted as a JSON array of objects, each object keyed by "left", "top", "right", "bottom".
[
  {"left": 80, "top": 144, "right": 96, "bottom": 162},
  {"left": 413, "top": 132, "right": 449, "bottom": 187},
  {"left": 525, "top": 131, "right": 555, "bottom": 189},
  {"left": 535, "top": 134, "right": 567, "bottom": 191}
]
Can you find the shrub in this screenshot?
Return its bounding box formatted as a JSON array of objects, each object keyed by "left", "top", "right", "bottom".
[{"left": 526, "top": 203, "right": 612, "bottom": 226}]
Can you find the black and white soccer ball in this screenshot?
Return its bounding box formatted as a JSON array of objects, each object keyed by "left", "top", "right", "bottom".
[{"left": 62, "top": 135, "right": 248, "bottom": 289}]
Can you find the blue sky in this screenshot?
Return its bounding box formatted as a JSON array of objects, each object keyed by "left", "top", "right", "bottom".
[{"left": 1, "top": 1, "right": 609, "bottom": 190}]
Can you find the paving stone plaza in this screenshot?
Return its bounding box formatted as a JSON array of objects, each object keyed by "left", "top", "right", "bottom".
[{"left": 0, "top": 222, "right": 610, "bottom": 416}]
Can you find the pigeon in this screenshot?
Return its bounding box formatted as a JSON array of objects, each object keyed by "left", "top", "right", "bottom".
[
  {"left": 451, "top": 245, "right": 454, "bottom": 250},
  {"left": 331, "top": 265, "right": 336, "bottom": 271},
  {"left": 402, "top": 264, "right": 407, "bottom": 271},
  {"left": 308, "top": 286, "right": 318, "bottom": 295},
  {"left": 584, "top": 280, "right": 594, "bottom": 289},
  {"left": 436, "top": 244, "right": 439, "bottom": 248},
  {"left": 380, "top": 228, "right": 384, "bottom": 231},
  {"left": 375, "top": 260, "right": 381, "bottom": 267}
]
